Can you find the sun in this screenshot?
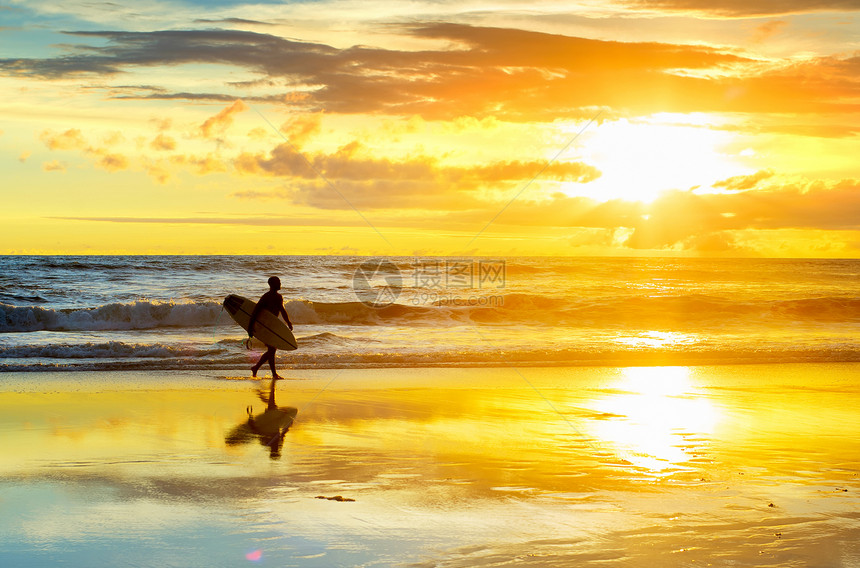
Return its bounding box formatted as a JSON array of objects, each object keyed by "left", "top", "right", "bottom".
[{"left": 566, "top": 114, "right": 751, "bottom": 203}]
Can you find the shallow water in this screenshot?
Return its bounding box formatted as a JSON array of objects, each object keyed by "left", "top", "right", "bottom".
[
  {"left": 1, "top": 364, "right": 858, "bottom": 567},
  {"left": 2, "top": 256, "right": 859, "bottom": 371}
]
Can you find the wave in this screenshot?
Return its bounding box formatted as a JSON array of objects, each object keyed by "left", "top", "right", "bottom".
[
  {"left": 3, "top": 292, "right": 859, "bottom": 333},
  {"left": 0, "top": 300, "right": 225, "bottom": 332},
  {"left": 0, "top": 293, "right": 49, "bottom": 304},
  {"left": 0, "top": 341, "right": 223, "bottom": 359}
]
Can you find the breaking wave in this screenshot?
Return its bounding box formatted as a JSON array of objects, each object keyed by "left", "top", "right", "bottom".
[{"left": 3, "top": 293, "right": 859, "bottom": 333}]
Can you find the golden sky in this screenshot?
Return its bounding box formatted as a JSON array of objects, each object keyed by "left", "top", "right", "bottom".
[{"left": 0, "top": 0, "right": 858, "bottom": 256}]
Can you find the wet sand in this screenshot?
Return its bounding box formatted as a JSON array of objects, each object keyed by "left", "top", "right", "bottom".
[{"left": 1, "top": 364, "right": 858, "bottom": 567}]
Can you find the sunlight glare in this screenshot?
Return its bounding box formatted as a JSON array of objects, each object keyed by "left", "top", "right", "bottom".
[{"left": 592, "top": 367, "right": 719, "bottom": 474}]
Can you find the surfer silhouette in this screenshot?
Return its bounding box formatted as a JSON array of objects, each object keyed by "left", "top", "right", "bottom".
[{"left": 248, "top": 276, "right": 293, "bottom": 379}]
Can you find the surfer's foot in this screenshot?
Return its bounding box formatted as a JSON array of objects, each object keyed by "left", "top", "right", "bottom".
[
  {"left": 251, "top": 366, "right": 259, "bottom": 378},
  {"left": 272, "top": 373, "right": 283, "bottom": 380}
]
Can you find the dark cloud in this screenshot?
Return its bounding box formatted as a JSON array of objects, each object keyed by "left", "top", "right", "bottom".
[
  {"left": 2, "top": 25, "right": 856, "bottom": 120},
  {"left": 0, "top": 29, "right": 335, "bottom": 79},
  {"left": 194, "top": 18, "right": 276, "bottom": 26},
  {"left": 234, "top": 139, "right": 600, "bottom": 210}
]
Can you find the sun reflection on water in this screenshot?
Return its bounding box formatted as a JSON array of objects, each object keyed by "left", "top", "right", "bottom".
[
  {"left": 614, "top": 331, "right": 698, "bottom": 349},
  {"left": 591, "top": 367, "right": 720, "bottom": 474}
]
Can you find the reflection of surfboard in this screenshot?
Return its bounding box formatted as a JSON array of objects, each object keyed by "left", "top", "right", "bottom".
[
  {"left": 225, "top": 406, "right": 297, "bottom": 448},
  {"left": 223, "top": 294, "right": 298, "bottom": 350},
  {"left": 252, "top": 406, "right": 298, "bottom": 434}
]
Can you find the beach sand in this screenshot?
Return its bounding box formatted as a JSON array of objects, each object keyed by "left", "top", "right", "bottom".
[{"left": 1, "top": 364, "right": 858, "bottom": 567}]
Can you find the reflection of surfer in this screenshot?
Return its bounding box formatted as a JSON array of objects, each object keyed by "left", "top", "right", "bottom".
[
  {"left": 248, "top": 276, "right": 293, "bottom": 379},
  {"left": 225, "top": 378, "right": 297, "bottom": 460}
]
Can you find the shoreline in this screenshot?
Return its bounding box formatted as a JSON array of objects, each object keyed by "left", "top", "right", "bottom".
[
  {"left": 3, "top": 360, "right": 860, "bottom": 388},
  {"left": 5, "top": 349, "right": 860, "bottom": 374}
]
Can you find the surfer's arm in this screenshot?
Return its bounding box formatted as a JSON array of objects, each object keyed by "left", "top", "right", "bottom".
[
  {"left": 278, "top": 302, "right": 293, "bottom": 331},
  {"left": 248, "top": 302, "right": 264, "bottom": 336}
]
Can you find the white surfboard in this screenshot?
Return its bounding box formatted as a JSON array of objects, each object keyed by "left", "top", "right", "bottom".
[{"left": 223, "top": 294, "right": 298, "bottom": 351}]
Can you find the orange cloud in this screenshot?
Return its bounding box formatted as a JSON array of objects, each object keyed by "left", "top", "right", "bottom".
[
  {"left": 280, "top": 113, "right": 322, "bottom": 148},
  {"left": 199, "top": 100, "right": 248, "bottom": 138},
  {"left": 622, "top": 0, "right": 859, "bottom": 17},
  {"left": 150, "top": 133, "right": 176, "bottom": 151},
  {"left": 582, "top": 178, "right": 860, "bottom": 251},
  {"left": 6, "top": 27, "right": 857, "bottom": 123},
  {"left": 40, "top": 128, "right": 86, "bottom": 150},
  {"left": 96, "top": 153, "right": 129, "bottom": 172},
  {"left": 713, "top": 169, "right": 775, "bottom": 191},
  {"left": 399, "top": 172, "right": 860, "bottom": 252}
]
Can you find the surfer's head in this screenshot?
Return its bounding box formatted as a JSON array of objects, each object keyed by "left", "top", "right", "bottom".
[{"left": 268, "top": 276, "right": 281, "bottom": 290}]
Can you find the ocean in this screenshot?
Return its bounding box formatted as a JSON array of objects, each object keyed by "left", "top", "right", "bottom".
[{"left": 1, "top": 255, "right": 858, "bottom": 372}]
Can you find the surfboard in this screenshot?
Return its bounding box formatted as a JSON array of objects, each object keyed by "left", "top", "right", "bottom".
[{"left": 223, "top": 294, "right": 298, "bottom": 351}]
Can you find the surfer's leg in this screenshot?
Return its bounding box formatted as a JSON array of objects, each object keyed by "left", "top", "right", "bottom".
[
  {"left": 251, "top": 349, "right": 268, "bottom": 377},
  {"left": 267, "top": 346, "right": 281, "bottom": 379}
]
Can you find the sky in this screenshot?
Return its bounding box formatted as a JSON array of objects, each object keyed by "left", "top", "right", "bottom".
[{"left": 0, "top": 0, "right": 858, "bottom": 256}]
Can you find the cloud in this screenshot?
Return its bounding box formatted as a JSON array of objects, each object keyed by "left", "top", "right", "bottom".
[
  {"left": 102, "top": 131, "right": 125, "bottom": 146},
  {"left": 50, "top": 215, "right": 362, "bottom": 226},
  {"left": 233, "top": 139, "right": 600, "bottom": 210},
  {"left": 713, "top": 169, "right": 775, "bottom": 191},
  {"left": 42, "top": 160, "right": 66, "bottom": 172},
  {"left": 199, "top": 99, "right": 247, "bottom": 138},
  {"left": 428, "top": 173, "right": 860, "bottom": 251},
  {"left": 280, "top": 113, "right": 322, "bottom": 149},
  {"left": 150, "top": 117, "right": 172, "bottom": 131},
  {"left": 150, "top": 133, "right": 176, "bottom": 151},
  {"left": 9, "top": 25, "right": 854, "bottom": 120},
  {"left": 752, "top": 20, "right": 788, "bottom": 43},
  {"left": 170, "top": 153, "right": 227, "bottom": 175},
  {"left": 40, "top": 128, "right": 87, "bottom": 150},
  {"left": 96, "top": 153, "right": 129, "bottom": 172},
  {"left": 247, "top": 127, "right": 268, "bottom": 139},
  {"left": 622, "top": 0, "right": 860, "bottom": 17},
  {"left": 143, "top": 160, "right": 171, "bottom": 184},
  {"left": 35, "top": 115, "right": 238, "bottom": 179},
  {"left": 19, "top": 150, "right": 31, "bottom": 163},
  {"left": 49, "top": 172, "right": 860, "bottom": 255},
  {"left": 193, "top": 18, "right": 276, "bottom": 27},
  {"left": 39, "top": 127, "right": 133, "bottom": 172}
]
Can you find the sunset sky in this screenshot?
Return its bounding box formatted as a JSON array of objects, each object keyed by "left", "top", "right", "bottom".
[{"left": 1, "top": 0, "right": 858, "bottom": 256}]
